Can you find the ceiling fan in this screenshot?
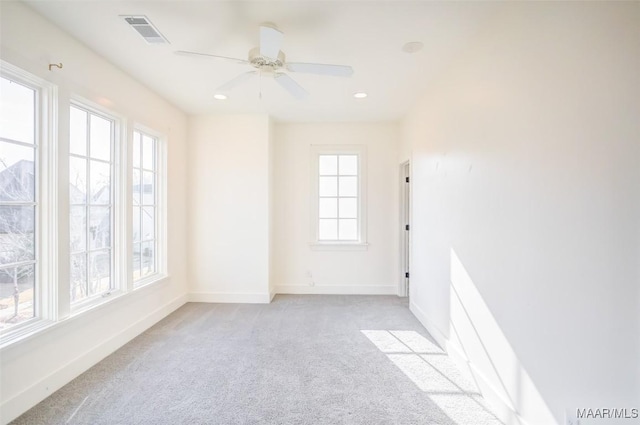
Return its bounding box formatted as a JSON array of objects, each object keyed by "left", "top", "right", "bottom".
[{"left": 175, "top": 24, "right": 354, "bottom": 100}]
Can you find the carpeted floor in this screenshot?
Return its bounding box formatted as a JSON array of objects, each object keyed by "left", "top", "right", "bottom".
[{"left": 12, "top": 295, "right": 504, "bottom": 425}]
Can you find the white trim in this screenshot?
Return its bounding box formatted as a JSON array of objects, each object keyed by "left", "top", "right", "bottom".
[
  {"left": 0, "top": 293, "right": 187, "bottom": 424},
  {"left": 188, "top": 292, "right": 272, "bottom": 304},
  {"left": 275, "top": 284, "right": 397, "bottom": 295},
  {"left": 309, "top": 242, "right": 369, "bottom": 251},
  {"left": 409, "top": 300, "right": 447, "bottom": 349},
  {"left": 399, "top": 160, "right": 411, "bottom": 297}
]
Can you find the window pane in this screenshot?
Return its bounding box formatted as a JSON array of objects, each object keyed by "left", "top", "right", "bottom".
[
  {"left": 319, "top": 219, "right": 338, "bottom": 240},
  {"left": 319, "top": 155, "right": 337, "bottom": 175},
  {"left": 70, "top": 206, "right": 86, "bottom": 253},
  {"left": 142, "top": 171, "right": 155, "bottom": 205},
  {"left": 69, "top": 107, "right": 87, "bottom": 156},
  {"left": 133, "top": 168, "right": 141, "bottom": 205},
  {"left": 338, "top": 176, "right": 357, "bottom": 197},
  {"left": 70, "top": 253, "right": 87, "bottom": 303},
  {"left": 0, "top": 264, "right": 35, "bottom": 329},
  {"left": 319, "top": 176, "right": 337, "bottom": 197},
  {"left": 338, "top": 219, "right": 358, "bottom": 240},
  {"left": 89, "top": 206, "right": 110, "bottom": 250},
  {"left": 0, "top": 206, "right": 35, "bottom": 265},
  {"left": 133, "top": 132, "right": 141, "bottom": 168},
  {"left": 133, "top": 206, "right": 140, "bottom": 243},
  {"left": 89, "top": 250, "right": 110, "bottom": 295},
  {"left": 89, "top": 160, "right": 110, "bottom": 204},
  {"left": 0, "top": 77, "right": 35, "bottom": 144},
  {"left": 0, "top": 141, "right": 35, "bottom": 202},
  {"left": 339, "top": 155, "right": 358, "bottom": 175},
  {"left": 142, "top": 207, "right": 154, "bottom": 241},
  {"left": 141, "top": 241, "right": 155, "bottom": 276},
  {"left": 339, "top": 198, "right": 357, "bottom": 219},
  {"left": 142, "top": 135, "right": 154, "bottom": 170},
  {"left": 133, "top": 243, "right": 142, "bottom": 279},
  {"left": 89, "top": 114, "right": 111, "bottom": 161},
  {"left": 69, "top": 156, "right": 87, "bottom": 204},
  {"left": 319, "top": 198, "right": 337, "bottom": 218}
]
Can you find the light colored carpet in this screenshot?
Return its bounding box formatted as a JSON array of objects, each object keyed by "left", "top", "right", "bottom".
[{"left": 12, "top": 295, "right": 503, "bottom": 425}]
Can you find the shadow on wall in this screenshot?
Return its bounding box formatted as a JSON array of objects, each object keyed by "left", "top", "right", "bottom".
[
  {"left": 449, "top": 248, "right": 557, "bottom": 425},
  {"left": 361, "top": 330, "right": 504, "bottom": 425}
]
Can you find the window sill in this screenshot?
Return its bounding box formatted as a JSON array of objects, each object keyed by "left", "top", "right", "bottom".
[
  {"left": 134, "top": 272, "right": 168, "bottom": 290},
  {"left": 1, "top": 275, "right": 170, "bottom": 351},
  {"left": 0, "top": 319, "right": 57, "bottom": 351},
  {"left": 71, "top": 289, "right": 127, "bottom": 317},
  {"left": 309, "top": 242, "right": 369, "bottom": 251}
]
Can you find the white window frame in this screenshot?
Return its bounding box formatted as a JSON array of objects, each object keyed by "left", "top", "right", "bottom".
[
  {"left": 69, "top": 97, "right": 126, "bottom": 315},
  {"left": 0, "top": 61, "right": 58, "bottom": 346},
  {"left": 131, "top": 125, "right": 167, "bottom": 288},
  {"left": 309, "top": 144, "right": 368, "bottom": 250}
]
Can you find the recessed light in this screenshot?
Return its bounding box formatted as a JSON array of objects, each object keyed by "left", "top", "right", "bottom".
[
  {"left": 402, "top": 41, "right": 424, "bottom": 53},
  {"left": 213, "top": 94, "right": 227, "bottom": 100},
  {"left": 353, "top": 92, "right": 367, "bottom": 99}
]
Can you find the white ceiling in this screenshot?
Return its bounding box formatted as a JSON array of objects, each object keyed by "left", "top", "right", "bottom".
[{"left": 25, "top": 1, "right": 502, "bottom": 122}]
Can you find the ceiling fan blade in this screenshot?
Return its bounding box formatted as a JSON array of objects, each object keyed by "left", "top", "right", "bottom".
[
  {"left": 259, "top": 25, "right": 284, "bottom": 60},
  {"left": 274, "top": 73, "right": 309, "bottom": 100},
  {"left": 217, "top": 71, "right": 258, "bottom": 92},
  {"left": 175, "top": 50, "right": 247, "bottom": 65},
  {"left": 286, "top": 62, "right": 354, "bottom": 77}
]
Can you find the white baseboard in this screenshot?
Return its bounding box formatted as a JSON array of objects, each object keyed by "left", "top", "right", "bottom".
[
  {"left": 275, "top": 284, "right": 398, "bottom": 295},
  {"left": 408, "top": 300, "right": 537, "bottom": 425},
  {"left": 188, "top": 292, "right": 272, "bottom": 304},
  {"left": 409, "top": 300, "right": 448, "bottom": 349},
  {"left": 0, "top": 294, "right": 188, "bottom": 425}
]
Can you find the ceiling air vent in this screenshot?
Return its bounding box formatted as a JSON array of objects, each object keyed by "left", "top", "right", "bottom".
[{"left": 122, "top": 15, "right": 169, "bottom": 44}]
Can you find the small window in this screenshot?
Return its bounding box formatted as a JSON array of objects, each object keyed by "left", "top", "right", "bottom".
[
  {"left": 132, "top": 130, "right": 158, "bottom": 283},
  {"left": 0, "top": 76, "right": 38, "bottom": 330},
  {"left": 311, "top": 145, "right": 367, "bottom": 246},
  {"left": 69, "top": 104, "right": 115, "bottom": 304}
]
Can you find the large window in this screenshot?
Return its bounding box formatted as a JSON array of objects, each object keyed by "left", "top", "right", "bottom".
[
  {"left": 0, "top": 76, "right": 38, "bottom": 330},
  {"left": 311, "top": 145, "right": 367, "bottom": 246},
  {"left": 132, "top": 130, "right": 157, "bottom": 283},
  {"left": 0, "top": 60, "right": 168, "bottom": 346},
  {"left": 69, "top": 104, "right": 114, "bottom": 304}
]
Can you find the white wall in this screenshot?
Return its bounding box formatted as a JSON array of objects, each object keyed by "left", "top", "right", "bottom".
[
  {"left": 188, "top": 114, "right": 272, "bottom": 303},
  {"left": 0, "top": 2, "right": 189, "bottom": 423},
  {"left": 402, "top": 2, "right": 640, "bottom": 424},
  {"left": 273, "top": 123, "right": 400, "bottom": 295}
]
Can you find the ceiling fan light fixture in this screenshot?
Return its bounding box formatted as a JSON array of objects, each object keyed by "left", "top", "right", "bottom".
[
  {"left": 353, "top": 92, "right": 368, "bottom": 99},
  {"left": 213, "top": 94, "right": 228, "bottom": 100}
]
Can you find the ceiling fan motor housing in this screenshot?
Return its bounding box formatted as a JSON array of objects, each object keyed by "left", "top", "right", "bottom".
[{"left": 248, "top": 47, "right": 285, "bottom": 72}]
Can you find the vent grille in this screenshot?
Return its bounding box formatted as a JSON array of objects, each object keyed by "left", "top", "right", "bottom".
[{"left": 122, "top": 15, "right": 168, "bottom": 44}]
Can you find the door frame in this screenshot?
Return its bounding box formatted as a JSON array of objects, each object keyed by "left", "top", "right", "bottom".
[{"left": 399, "top": 160, "right": 410, "bottom": 297}]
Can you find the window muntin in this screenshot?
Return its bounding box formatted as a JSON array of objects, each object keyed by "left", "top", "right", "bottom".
[
  {"left": 132, "top": 130, "right": 157, "bottom": 283},
  {"left": 69, "top": 105, "right": 114, "bottom": 303},
  {"left": 318, "top": 154, "right": 359, "bottom": 241},
  {"left": 0, "top": 76, "right": 38, "bottom": 330}
]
